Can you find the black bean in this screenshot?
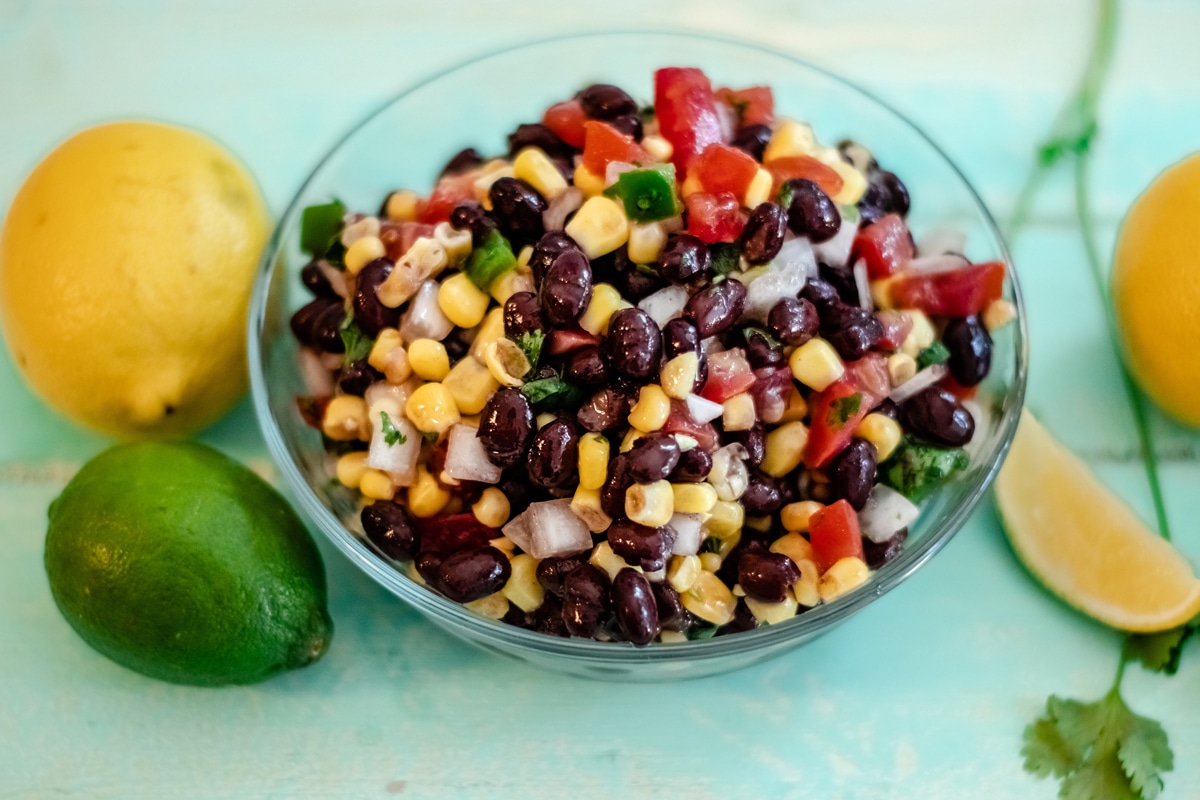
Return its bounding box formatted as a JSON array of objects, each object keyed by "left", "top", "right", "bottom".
[
  {"left": 658, "top": 234, "right": 711, "bottom": 284},
  {"left": 603, "top": 308, "right": 662, "bottom": 379},
  {"left": 528, "top": 231, "right": 582, "bottom": 286},
  {"left": 819, "top": 262, "right": 860, "bottom": 307},
  {"left": 943, "top": 315, "right": 993, "bottom": 387},
  {"left": 536, "top": 554, "right": 592, "bottom": 597},
  {"left": 766, "top": 297, "right": 819, "bottom": 346},
  {"left": 607, "top": 112, "right": 643, "bottom": 141},
  {"left": 527, "top": 418, "right": 580, "bottom": 489},
  {"left": 414, "top": 551, "right": 444, "bottom": 586},
  {"left": 873, "top": 398, "right": 901, "bottom": 421},
  {"left": 579, "top": 83, "right": 638, "bottom": 120},
  {"left": 740, "top": 470, "right": 783, "bottom": 516},
  {"left": 489, "top": 177, "right": 547, "bottom": 246},
  {"left": 351, "top": 257, "right": 401, "bottom": 338},
  {"left": 540, "top": 249, "right": 593, "bottom": 325},
  {"left": 784, "top": 178, "right": 841, "bottom": 243},
  {"left": 607, "top": 520, "right": 672, "bottom": 572},
  {"left": 739, "top": 202, "right": 788, "bottom": 265},
  {"left": 717, "top": 538, "right": 767, "bottom": 588},
  {"left": 903, "top": 387, "right": 975, "bottom": 447},
  {"left": 437, "top": 546, "right": 512, "bottom": 603},
  {"left": 716, "top": 599, "right": 760, "bottom": 635},
  {"left": 742, "top": 328, "right": 784, "bottom": 369},
  {"left": 820, "top": 303, "right": 884, "bottom": 362},
  {"left": 600, "top": 453, "right": 635, "bottom": 519},
  {"left": 685, "top": 278, "right": 747, "bottom": 338},
  {"left": 561, "top": 564, "right": 611, "bottom": 638},
  {"left": 290, "top": 296, "right": 345, "bottom": 353},
  {"left": 503, "top": 291, "right": 544, "bottom": 339},
  {"left": 627, "top": 433, "right": 682, "bottom": 484},
  {"left": 651, "top": 581, "right": 687, "bottom": 630},
  {"left": 801, "top": 278, "right": 841, "bottom": 312},
  {"left": 361, "top": 500, "right": 420, "bottom": 561},
  {"left": 478, "top": 388, "right": 535, "bottom": 468},
  {"left": 449, "top": 202, "right": 498, "bottom": 247},
  {"left": 612, "top": 568, "right": 660, "bottom": 645},
  {"left": 526, "top": 594, "right": 569, "bottom": 637},
  {"left": 611, "top": 247, "right": 666, "bottom": 301},
  {"left": 828, "top": 439, "right": 877, "bottom": 510},
  {"left": 507, "top": 123, "right": 575, "bottom": 161},
  {"left": 725, "top": 423, "right": 765, "bottom": 469},
  {"left": 731, "top": 123, "right": 772, "bottom": 162},
  {"left": 662, "top": 318, "right": 700, "bottom": 359},
  {"left": 837, "top": 139, "right": 878, "bottom": 173},
  {"left": 864, "top": 528, "right": 908, "bottom": 570},
  {"left": 738, "top": 550, "right": 801, "bottom": 603},
  {"left": 440, "top": 147, "right": 483, "bottom": 177},
  {"left": 576, "top": 386, "right": 632, "bottom": 434},
  {"left": 670, "top": 447, "right": 713, "bottom": 483},
  {"left": 859, "top": 169, "right": 910, "bottom": 218},
  {"left": 564, "top": 346, "right": 610, "bottom": 387},
  {"left": 338, "top": 360, "right": 382, "bottom": 396},
  {"left": 498, "top": 472, "right": 542, "bottom": 517},
  {"left": 300, "top": 260, "right": 337, "bottom": 298}
]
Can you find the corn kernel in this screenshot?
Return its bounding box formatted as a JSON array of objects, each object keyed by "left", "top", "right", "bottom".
[
  {"left": 407, "top": 464, "right": 450, "bottom": 518},
  {"left": 900, "top": 310, "right": 936, "bottom": 358},
  {"left": 780, "top": 501, "right": 823, "bottom": 534},
  {"left": 984, "top": 298, "right": 1017, "bottom": 332},
  {"left": 761, "top": 421, "right": 809, "bottom": 478},
  {"left": 437, "top": 272, "right": 490, "bottom": 329},
  {"left": 378, "top": 238, "right": 449, "bottom": 308},
  {"left": 368, "top": 329, "right": 413, "bottom": 385},
  {"left": 590, "top": 540, "right": 637, "bottom": 580},
  {"left": 641, "top": 134, "right": 673, "bottom": 163},
  {"left": 619, "top": 427, "right": 645, "bottom": 453},
  {"left": 721, "top": 392, "right": 757, "bottom": 432},
  {"left": 513, "top": 146, "right": 568, "bottom": 200},
  {"left": 625, "top": 480, "right": 674, "bottom": 527},
  {"left": 748, "top": 515, "right": 775, "bottom": 534},
  {"left": 770, "top": 531, "right": 816, "bottom": 566},
  {"left": 442, "top": 356, "right": 500, "bottom": 415},
  {"left": 679, "top": 172, "right": 704, "bottom": 198},
  {"left": 682, "top": 571, "right": 737, "bottom": 626},
  {"left": 502, "top": 553, "right": 545, "bottom": 613},
  {"left": 627, "top": 221, "right": 667, "bottom": 264},
  {"left": 672, "top": 482, "right": 718, "bottom": 515},
  {"left": 578, "top": 433, "right": 611, "bottom": 491},
  {"left": 699, "top": 552, "right": 723, "bottom": 573},
  {"left": 793, "top": 558, "right": 821, "bottom": 607},
  {"left": 578, "top": 283, "right": 627, "bottom": 336},
  {"left": 565, "top": 196, "right": 630, "bottom": 259},
  {"left": 572, "top": 164, "right": 607, "bottom": 198},
  {"left": 818, "top": 556, "right": 871, "bottom": 602},
  {"left": 344, "top": 235, "right": 386, "bottom": 275},
  {"left": 570, "top": 486, "right": 612, "bottom": 533},
  {"left": 628, "top": 384, "right": 671, "bottom": 432},
  {"left": 472, "top": 487, "right": 511, "bottom": 528},
  {"left": 516, "top": 245, "right": 534, "bottom": 269},
  {"left": 887, "top": 353, "right": 917, "bottom": 387},
  {"left": 464, "top": 591, "right": 509, "bottom": 620},
  {"left": 341, "top": 215, "right": 380, "bottom": 248},
  {"left": 489, "top": 265, "right": 534, "bottom": 306},
  {"left": 483, "top": 339, "right": 530, "bottom": 387},
  {"left": 856, "top": 413, "right": 903, "bottom": 461},
  {"left": 660, "top": 630, "right": 688, "bottom": 644},
  {"left": 743, "top": 167, "right": 773, "bottom": 208},
  {"left": 745, "top": 594, "right": 799, "bottom": 625},
  {"left": 489, "top": 536, "right": 516, "bottom": 554},
  {"left": 537, "top": 412, "right": 556, "bottom": 429},
  {"left": 871, "top": 275, "right": 898, "bottom": 310},
  {"left": 763, "top": 119, "right": 816, "bottom": 163},
  {"left": 667, "top": 555, "right": 701, "bottom": 593},
  {"left": 359, "top": 468, "right": 397, "bottom": 501},
  {"left": 336, "top": 451, "right": 370, "bottom": 489},
  {"left": 433, "top": 221, "right": 473, "bottom": 265},
  {"left": 469, "top": 307, "right": 506, "bottom": 363},
  {"left": 705, "top": 500, "right": 745, "bottom": 537},
  {"left": 405, "top": 382, "right": 461, "bottom": 436},
  {"left": 828, "top": 159, "right": 867, "bottom": 205},
  {"left": 789, "top": 338, "right": 845, "bottom": 391},
  {"left": 407, "top": 338, "right": 450, "bottom": 382},
  {"left": 660, "top": 352, "right": 699, "bottom": 400},
  {"left": 385, "top": 189, "right": 420, "bottom": 222},
  {"left": 322, "top": 395, "right": 370, "bottom": 442},
  {"left": 779, "top": 386, "right": 809, "bottom": 423}
]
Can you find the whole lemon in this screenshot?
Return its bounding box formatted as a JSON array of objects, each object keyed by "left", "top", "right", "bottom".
[
  {"left": 46, "top": 441, "right": 332, "bottom": 686},
  {"left": 1111, "top": 152, "right": 1200, "bottom": 427},
  {"left": 0, "top": 121, "right": 270, "bottom": 437}
]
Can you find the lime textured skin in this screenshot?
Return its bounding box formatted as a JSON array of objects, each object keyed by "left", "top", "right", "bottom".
[{"left": 45, "top": 441, "right": 332, "bottom": 686}]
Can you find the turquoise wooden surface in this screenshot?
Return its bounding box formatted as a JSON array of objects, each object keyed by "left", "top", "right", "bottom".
[{"left": 2, "top": 1, "right": 1199, "bottom": 797}]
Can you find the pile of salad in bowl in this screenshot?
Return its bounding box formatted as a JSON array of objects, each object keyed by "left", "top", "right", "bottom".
[{"left": 287, "top": 65, "right": 1015, "bottom": 647}]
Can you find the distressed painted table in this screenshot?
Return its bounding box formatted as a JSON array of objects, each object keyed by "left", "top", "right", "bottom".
[{"left": 2, "top": 1, "right": 1199, "bottom": 797}]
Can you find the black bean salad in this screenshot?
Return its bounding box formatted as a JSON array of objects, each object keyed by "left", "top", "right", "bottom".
[{"left": 291, "top": 67, "right": 1015, "bottom": 645}]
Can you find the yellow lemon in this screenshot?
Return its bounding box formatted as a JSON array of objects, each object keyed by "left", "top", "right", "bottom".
[
  {"left": 0, "top": 121, "right": 270, "bottom": 437},
  {"left": 996, "top": 410, "right": 1200, "bottom": 632},
  {"left": 1111, "top": 152, "right": 1200, "bottom": 427}
]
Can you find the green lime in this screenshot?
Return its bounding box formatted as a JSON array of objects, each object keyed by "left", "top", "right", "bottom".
[{"left": 45, "top": 441, "right": 332, "bottom": 686}]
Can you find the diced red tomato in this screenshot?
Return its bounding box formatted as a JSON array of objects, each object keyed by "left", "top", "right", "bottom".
[
  {"left": 414, "top": 513, "right": 498, "bottom": 556},
  {"left": 875, "top": 310, "right": 914, "bottom": 352},
  {"left": 698, "top": 348, "right": 756, "bottom": 403},
  {"left": 890, "top": 260, "right": 1006, "bottom": 317},
  {"left": 581, "top": 120, "right": 650, "bottom": 176},
  {"left": 684, "top": 191, "right": 746, "bottom": 244},
  {"left": 663, "top": 401, "right": 719, "bottom": 452},
  {"left": 714, "top": 85, "right": 775, "bottom": 128},
  {"left": 654, "top": 67, "right": 723, "bottom": 174},
  {"left": 940, "top": 374, "right": 979, "bottom": 401},
  {"left": 380, "top": 221, "right": 437, "bottom": 260},
  {"left": 844, "top": 352, "right": 890, "bottom": 407},
  {"left": 546, "top": 327, "right": 600, "bottom": 356},
  {"left": 764, "top": 155, "right": 844, "bottom": 199},
  {"left": 808, "top": 499, "right": 866, "bottom": 573},
  {"left": 690, "top": 143, "right": 759, "bottom": 200},
  {"left": 417, "top": 172, "right": 477, "bottom": 225},
  {"left": 851, "top": 213, "right": 913, "bottom": 280},
  {"left": 542, "top": 98, "right": 587, "bottom": 149},
  {"left": 803, "top": 378, "right": 871, "bottom": 469}
]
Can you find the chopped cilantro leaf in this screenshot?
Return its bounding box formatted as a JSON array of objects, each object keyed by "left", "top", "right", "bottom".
[
  {"left": 1124, "top": 621, "right": 1197, "bottom": 676},
  {"left": 510, "top": 330, "right": 544, "bottom": 377},
  {"left": 916, "top": 341, "right": 951, "bottom": 370},
  {"left": 520, "top": 375, "right": 584, "bottom": 410},
  {"left": 777, "top": 181, "right": 796, "bottom": 211},
  {"left": 700, "top": 536, "right": 723, "bottom": 554},
  {"left": 686, "top": 624, "right": 719, "bottom": 641},
  {"left": 880, "top": 436, "right": 969, "bottom": 503},
  {"left": 709, "top": 242, "right": 741, "bottom": 277},
  {"left": 300, "top": 199, "right": 346, "bottom": 258},
  {"left": 379, "top": 410, "right": 407, "bottom": 446},
  {"left": 828, "top": 392, "right": 863, "bottom": 426},
  {"left": 338, "top": 316, "right": 373, "bottom": 364}
]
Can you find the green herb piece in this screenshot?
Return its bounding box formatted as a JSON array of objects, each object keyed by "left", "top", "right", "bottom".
[
  {"left": 686, "top": 624, "right": 719, "bottom": 641},
  {"left": 777, "top": 181, "right": 796, "bottom": 211},
  {"left": 338, "top": 316, "right": 373, "bottom": 364},
  {"left": 710, "top": 242, "right": 742, "bottom": 277},
  {"left": 379, "top": 410, "right": 407, "bottom": 447},
  {"left": 1124, "top": 621, "right": 1198, "bottom": 676},
  {"left": 742, "top": 325, "right": 780, "bottom": 350},
  {"left": 634, "top": 261, "right": 661, "bottom": 278},
  {"left": 700, "top": 536, "right": 723, "bottom": 555},
  {"left": 880, "top": 436, "right": 968, "bottom": 503},
  {"left": 602, "top": 164, "right": 681, "bottom": 223},
  {"left": 839, "top": 203, "right": 861, "bottom": 225},
  {"left": 828, "top": 393, "right": 863, "bottom": 427},
  {"left": 916, "top": 340, "right": 951, "bottom": 370},
  {"left": 520, "top": 375, "right": 584, "bottom": 410},
  {"left": 300, "top": 199, "right": 346, "bottom": 258},
  {"left": 510, "top": 330, "right": 545, "bottom": 376},
  {"left": 422, "top": 431, "right": 439, "bottom": 444},
  {"left": 464, "top": 229, "right": 517, "bottom": 290}
]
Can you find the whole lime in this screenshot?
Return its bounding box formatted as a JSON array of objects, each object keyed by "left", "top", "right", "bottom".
[{"left": 45, "top": 441, "right": 332, "bottom": 686}]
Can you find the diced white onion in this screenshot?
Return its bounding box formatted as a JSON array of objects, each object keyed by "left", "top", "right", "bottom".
[
  {"left": 660, "top": 215, "right": 685, "bottom": 234},
  {"left": 365, "top": 398, "right": 420, "bottom": 486},
  {"left": 299, "top": 347, "right": 335, "bottom": 397},
  {"left": 916, "top": 228, "right": 967, "bottom": 258},
  {"left": 906, "top": 254, "right": 970, "bottom": 275},
  {"left": 773, "top": 236, "right": 819, "bottom": 279},
  {"left": 604, "top": 160, "right": 637, "bottom": 187},
  {"left": 742, "top": 253, "right": 811, "bottom": 323},
  {"left": 526, "top": 499, "right": 594, "bottom": 559},
  {"left": 685, "top": 393, "right": 724, "bottom": 424},
  {"left": 707, "top": 443, "right": 750, "bottom": 502},
  {"left": 853, "top": 258, "right": 872, "bottom": 312},
  {"left": 399, "top": 279, "right": 453, "bottom": 343},
  {"left": 502, "top": 507, "right": 534, "bottom": 552},
  {"left": 543, "top": 187, "right": 583, "bottom": 232},
  {"left": 668, "top": 513, "right": 704, "bottom": 556},
  {"left": 888, "top": 364, "right": 948, "bottom": 404},
  {"left": 442, "top": 424, "right": 502, "bottom": 484},
  {"left": 638, "top": 284, "right": 689, "bottom": 328},
  {"left": 858, "top": 484, "right": 921, "bottom": 543},
  {"left": 811, "top": 214, "right": 858, "bottom": 269}
]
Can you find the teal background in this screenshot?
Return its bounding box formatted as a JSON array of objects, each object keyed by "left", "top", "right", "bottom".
[{"left": 1, "top": 1, "right": 1199, "bottom": 796}]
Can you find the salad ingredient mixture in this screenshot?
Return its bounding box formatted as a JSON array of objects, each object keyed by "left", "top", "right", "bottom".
[
  {"left": 0, "top": 122, "right": 269, "bottom": 437},
  {"left": 292, "top": 67, "right": 1015, "bottom": 644},
  {"left": 45, "top": 441, "right": 332, "bottom": 686}
]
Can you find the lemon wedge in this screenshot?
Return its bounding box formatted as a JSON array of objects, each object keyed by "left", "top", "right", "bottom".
[{"left": 996, "top": 410, "right": 1200, "bottom": 632}]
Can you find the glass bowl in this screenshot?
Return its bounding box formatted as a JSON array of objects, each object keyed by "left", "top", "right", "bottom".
[{"left": 248, "top": 30, "right": 1028, "bottom": 680}]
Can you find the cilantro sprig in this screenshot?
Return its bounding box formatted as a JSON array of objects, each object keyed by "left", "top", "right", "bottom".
[{"left": 379, "top": 410, "right": 407, "bottom": 446}]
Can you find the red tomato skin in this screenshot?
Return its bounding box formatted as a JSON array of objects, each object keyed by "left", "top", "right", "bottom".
[
  {"left": 890, "top": 260, "right": 1006, "bottom": 317},
  {"left": 940, "top": 374, "right": 979, "bottom": 401},
  {"left": 380, "top": 221, "right": 437, "bottom": 261},
  {"left": 808, "top": 499, "right": 866, "bottom": 573},
  {"left": 715, "top": 86, "right": 775, "bottom": 128},
  {"left": 691, "top": 143, "right": 759, "bottom": 200},
  {"left": 851, "top": 214, "right": 914, "bottom": 280},
  {"left": 764, "top": 155, "right": 844, "bottom": 199},
  {"left": 542, "top": 99, "right": 587, "bottom": 149},
  {"left": 655, "top": 67, "right": 724, "bottom": 174},
  {"left": 417, "top": 172, "right": 476, "bottom": 225},
  {"left": 684, "top": 191, "right": 747, "bottom": 244},
  {"left": 803, "top": 378, "right": 871, "bottom": 469},
  {"left": 844, "top": 352, "right": 890, "bottom": 408},
  {"left": 664, "top": 401, "right": 719, "bottom": 453},
  {"left": 547, "top": 327, "right": 600, "bottom": 357},
  {"left": 581, "top": 120, "right": 650, "bottom": 176},
  {"left": 698, "top": 349, "right": 757, "bottom": 403}
]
